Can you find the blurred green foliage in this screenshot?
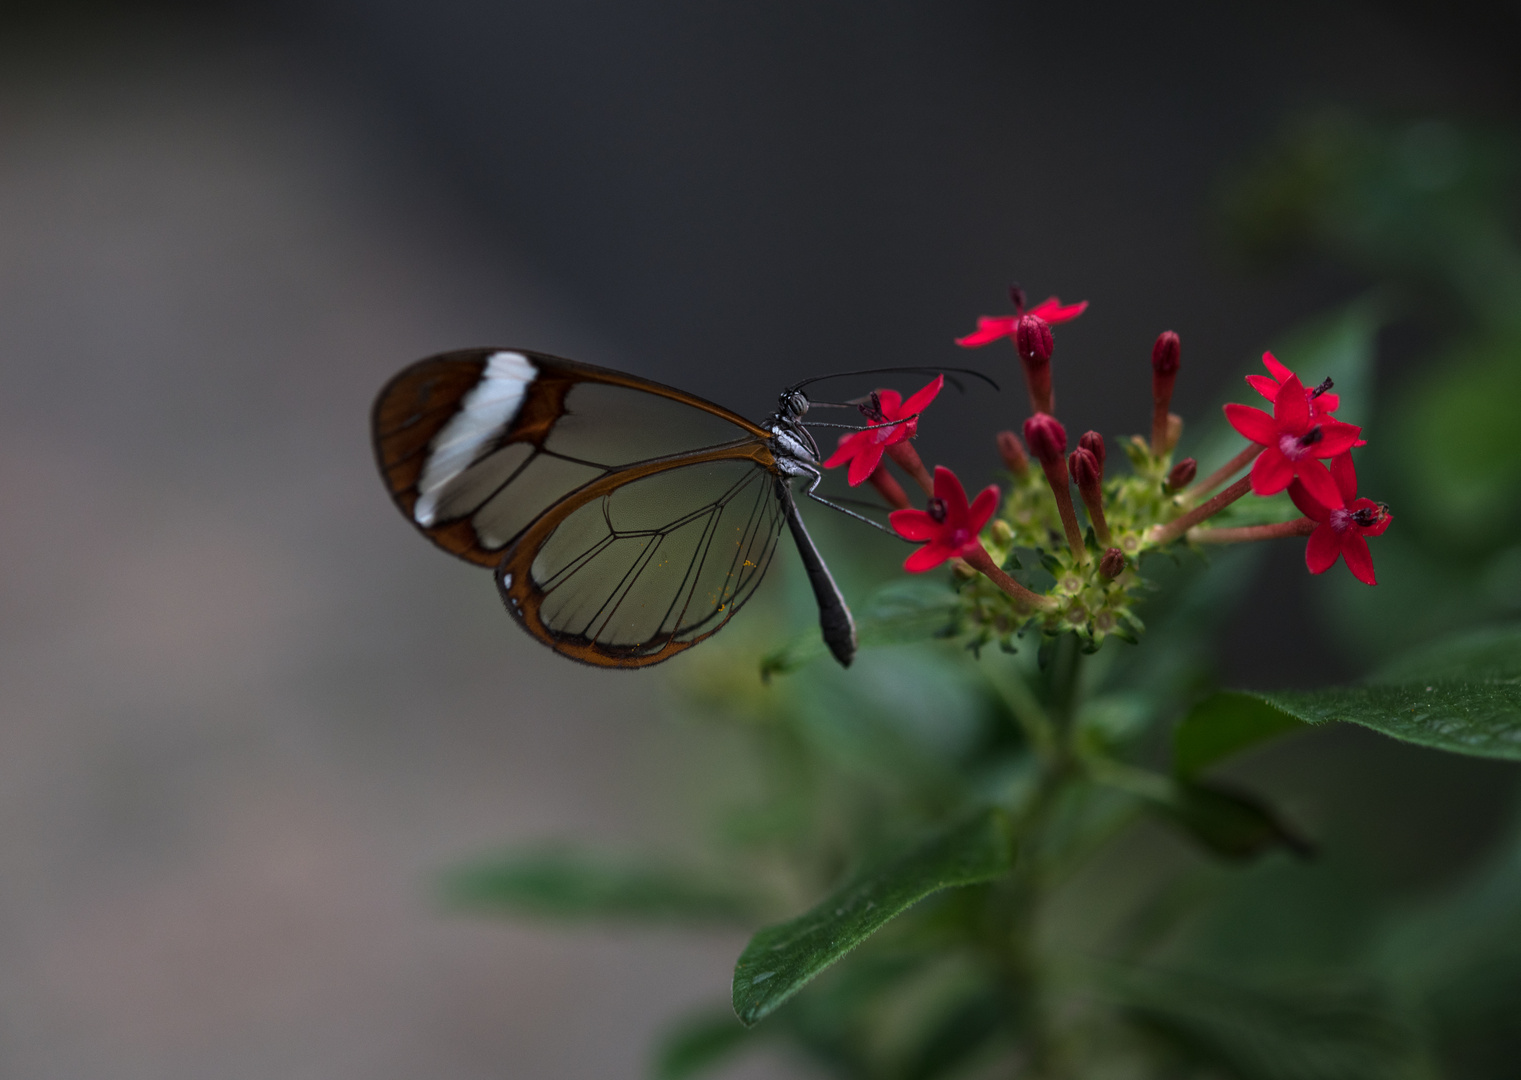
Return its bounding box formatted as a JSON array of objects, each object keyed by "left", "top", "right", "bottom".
[{"left": 446, "top": 112, "right": 1521, "bottom": 1079}]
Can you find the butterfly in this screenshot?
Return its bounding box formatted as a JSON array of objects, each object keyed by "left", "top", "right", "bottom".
[{"left": 372, "top": 348, "right": 955, "bottom": 669}]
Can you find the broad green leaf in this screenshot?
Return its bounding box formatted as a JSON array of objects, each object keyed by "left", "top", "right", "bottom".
[
  {"left": 440, "top": 848, "right": 756, "bottom": 923},
  {"left": 1160, "top": 780, "right": 1314, "bottom": 862},
  {"left": 1174, "top": 691, "right": 1308, "bottom": 779},
  {"left": 762, "top": 579, "right": 960, "bottom": 676},
  {"left": 651, "top": 1009, "right": 758, "bottom": 1080},
  {"left": 1091, "top": 761, "right": 1310, "bottom": 861},
  {"left": 731, "top": 810, "right": 1014, "bottom": 1025},
  {"left": 1106, "top": 966, "right": 1435, "bottom": 1080},
  {"left": 1241, "top": 625, "right": 1521, "bottom": 760}
]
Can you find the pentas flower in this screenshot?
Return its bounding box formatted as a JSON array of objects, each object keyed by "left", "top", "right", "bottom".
[
  {"left": 1223, "top": 372, "right": 1362, "bottom": 507},
  {"left": 890, "top": 466, "right": 999, "bottom": 572},
  {"left": 1248, "top": 351, "right": 1341, "bottom": 416},
  {"left": 823, "top": 376, "right": 944, "bottom": 486},
  {"left": 955, "top": 295, "right": 1088, "bottom": 347},
  {"left": 1288, "top": 454, "right": 1391, "bottom": 585}
]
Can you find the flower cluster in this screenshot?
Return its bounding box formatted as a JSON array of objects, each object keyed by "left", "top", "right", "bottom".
[{"left": 820, "top": 289, "right": 1392, "bottom": 651}]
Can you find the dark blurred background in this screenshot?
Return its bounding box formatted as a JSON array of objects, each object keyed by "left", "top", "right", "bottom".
[{"left": 1, "top": 2, "right": 1517, "bottom": 1076}]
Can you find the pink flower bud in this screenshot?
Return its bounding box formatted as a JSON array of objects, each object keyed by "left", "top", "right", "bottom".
[
  {"left": 1021, "top": 413, "right": 1067, "bottom": 465},
  {"left": 1099, "top": 547, "right": 1126, "bottom": 580},
  {"left": 1166, "top": 457, "right": 1198, "bottom": 491},
  {"left": 1069, "top": 448, "right": 1101, "bottom": 494},
  {"left": 1151, "top": 331, "right": 1181, "bottom": 455},
  {"left": 1016, "top": 314, "right": 1053, "bottom": 365},
  {"left": 1151, "top": 331, "right": 1181, "bottom": 376},
  {"left": 1078, "top": 430, "right": 1105, "bottom": 472},
  {"left": 996, "top": 430, "right": 1029, "bottom": 476}
]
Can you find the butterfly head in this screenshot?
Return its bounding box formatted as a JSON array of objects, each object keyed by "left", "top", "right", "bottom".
[{"left": 777, "top": 388, "right": 812, "bottom": 421}]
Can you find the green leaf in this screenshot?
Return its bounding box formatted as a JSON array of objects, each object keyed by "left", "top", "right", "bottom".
[
  {"left": 1174, "top": 691, "right": 1308, "bottom": 779},
  {"left": 651, "top": 1009, "right": 758, "bottom": 1080},
  {"left": 731, "top": 810, "right": 1014, "bottom": 1026},
  {"left": 1107, "top": 966, "right": 1435, "bottom": 1080},
  {"left": 1160, "top": 780, "right": 1314, "bottom": 862},
  {"left": 440, "top": 847, "right": 757, "bottom": 923},
  {"left": 1240, "top": 624, "right": 1521, "bottom": 761},
  {"left": 1091, "top": 761, "right": 1310, "bottom": 861},
  {"left": 762, "top": 579, "right": 960, "bottom": 676}
]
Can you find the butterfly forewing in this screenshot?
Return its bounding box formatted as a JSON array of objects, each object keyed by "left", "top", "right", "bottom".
[
  {"left": 498, "top": 447, "right": 786, "bottom": 666},
  {"left": 372, "top": 349, "right": 772, "bottom": 567}
]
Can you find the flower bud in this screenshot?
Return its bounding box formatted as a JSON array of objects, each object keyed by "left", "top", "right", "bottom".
[
  {"left": 1015, "top": 314, "right": 1055, "bottom": 414},
  {"left": 1015, "top": 314, "right": 1053, "bottom": 365},
  {"left": 1068, "top": 448, "right": 1101, "bottom": 492},
  {"left": 1021, "top": 413, "right": 1067, "bottom": 465},
  {"left": 996, "top": 430, "right": 1029, "bottom": 476},
  {"left": 1151, "top": 331, "right": 1181, "bottom": 455},
  {"left": 1165, "top": 457, "right": 1197, "bottom": 491},
  {"left": 990, "top": 519, "right": 1014, "bottom": 545},
  {"left": 1151, "top": 331, "right": 1181, "bottom": 377},
  {"left": 1078, "top": 430, "right": 1105, "bottom": 473},
  {"left": 1099, "top": 547, "right": 1126, "bottom": 580}
]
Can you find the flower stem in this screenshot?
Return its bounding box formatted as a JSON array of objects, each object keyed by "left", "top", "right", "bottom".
[
  {"left": 1185, "top": 443, "right": 1261, "bottom": 502},
  {"left": 1148, "top": 475, "right": 1253, "bottom": 546},
  {"left": 963, "top": 543, "right": 1055, "bottom": 611},
  {"left": 1189, "top": 518, "right": 1315, "bottom": 544},
  {"left": 886, "top": 442, "right": 934, "bottom": 495},
  {"left": 866, "top": 464, "right": 912, "bottom": 509}
]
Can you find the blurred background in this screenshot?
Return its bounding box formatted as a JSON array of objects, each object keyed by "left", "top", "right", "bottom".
[{"left": 1, "top": 1, "right": 1518, "bottom": 1076}]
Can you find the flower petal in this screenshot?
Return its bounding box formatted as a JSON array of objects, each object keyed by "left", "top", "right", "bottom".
[
  {"left": 1224, "top": 403, "right": 1278, "bottom": 445},
  {"left": 1329, "top": 453, "right": 1358, "bottom": 503},
  {"left": 1294, "top": 457, "right": 1343, "bottom": 508},
  {"left": 1250, "top": 445, "right": 1295, "bottom": 495},
  {"left": 1273, "top": 374, "right": 1310, "bottom": 431},
  {"left": 1305, "top": 523, "right": 1341, "bottom": 574},
  {"left": 889, "top": 508, "right": 938, "bottom": 541},
  {"left": 1288, "top": 479, "right": 1332, "bottom": 522},
  {"left": 1026, "top": 297, "right": 1088, "bottom": 323},
  {"left": 1314, "top": 391, "right": 1341, "bottom": 413},
  {"left": 1262, "top": 351, "right": 1293, "bottom": 382},
  {"left": 875, "top": 389, "right": 904, "bottom": 415},
  {"left": 955, "top": 317, "right": 1016, "bottom": 347},
  {"left": 967, "top": 485, "right": 1001, "bottom": 532},
  {"left": 1341, "top": 532, "right": 1377, "bottom": 585},
  {"left": 823, "top": 432, "right": 865, "bottom": 469},
  {"left": 1314, "top": 421, "right": 1363, "bottom": 458},
  {"left": 847, "top": 442, "right": 885, "bottom": 486},
  {"left": 1245, "top": 374, "right": 1281, "bottom": 402},
  {"left": 933, "top": 466, "right": 970, "bottom": 523},
  {"left": 904, "top": 544, "right": 953, "bottom": 573},
  {"left": 900, "top": 375, "right": 944, "bottom": 416}
]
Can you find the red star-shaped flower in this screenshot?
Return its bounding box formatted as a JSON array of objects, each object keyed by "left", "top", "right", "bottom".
[
  {"left": 823, "top": 376, "right": 944, "bottom": 486},
  {"left": 889, "top": 466, "right": 999, "bottom": 572},
  {"left": 1223, "top": 373, "right": 1363, "bottom": 506},
  {"left": 1246, "top": 351, "right": 1343, "bottom": 416},
  {"left": 955, "top": 296, "right": 1088, "bottom": 347},
  {"left": 1288, "top": 454, "right": 1391, "bottom": 585}
]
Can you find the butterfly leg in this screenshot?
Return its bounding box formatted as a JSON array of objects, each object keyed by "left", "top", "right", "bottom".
[
  {"left": 800, "top": 470, "right": 904, "bottom": 538},
  {"left": 776, "top": 478, "right": 857, "bottom": 668}
]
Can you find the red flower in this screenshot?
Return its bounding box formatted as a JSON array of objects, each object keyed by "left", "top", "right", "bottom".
[
  {"left": 955, "top": 296, "right": 1089, "bottom": 347},
  {"left": 1288, "top": 454, "right": 1391, "bottom": 585},
  {"left": 1246, "top": 351, "right": 1341, "bottom": 417},
  {"left": 1223, "top": 372, "right": 1363, "bottom": 507},
  {"left": 889, "top": 466, "right": 1000, "bottom": 572},
  {"left": 823, "top": 376, "right": 944, "bottom": 486}
]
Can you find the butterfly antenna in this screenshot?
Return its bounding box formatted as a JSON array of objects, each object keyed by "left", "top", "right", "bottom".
[{"left": 789, "top": 366, "right": 999, "bottom": 395}]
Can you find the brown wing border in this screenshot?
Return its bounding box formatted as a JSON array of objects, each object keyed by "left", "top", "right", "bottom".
[
  {"left": 371, "top": 348, "right": 773, "bottom": 567},
  {"left": 496, "top": 439, "right": 782, "bottom": 668}
]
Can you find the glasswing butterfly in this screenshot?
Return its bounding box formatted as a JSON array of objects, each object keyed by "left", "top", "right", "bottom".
[{"left": 373, "top": 348, "right": 941, "bottom": 669}]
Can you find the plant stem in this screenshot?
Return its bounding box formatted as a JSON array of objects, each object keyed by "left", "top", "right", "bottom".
[
  {"left": 1189, "top": 518, "right": 1316, "bottom": 543},
  {"left": 1147, "top": 475, "right": 1252, "bottom": 546},
  {"left": 1185, "top": 443, "right": 1261, "bottom": 502}
]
